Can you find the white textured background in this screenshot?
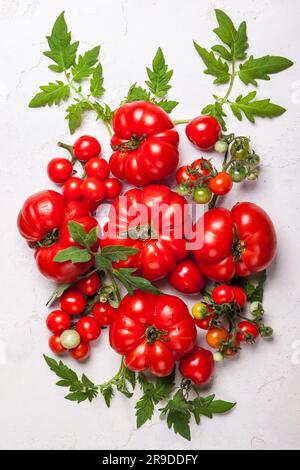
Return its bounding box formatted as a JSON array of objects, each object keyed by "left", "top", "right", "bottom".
[{"left": 0, "top": 0, "right": 299, "bottom": 450}]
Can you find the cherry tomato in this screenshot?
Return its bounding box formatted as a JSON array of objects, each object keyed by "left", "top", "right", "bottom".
[
  {"left": 176, "top": 184, "right": 189, "bottom": 196},
  {"left": 193, "top": 185, "right": 212, "bottom": 204},
  {"left": 70, "top": 342, "right": 90, "bottom": 361},
  {"left": 81, "top": 177, "right": 105, "bottom": 202},
  {"left": 194, "top": 314, "right": 217, "bottom": 331},
  {"left": 92, "top": 302, "right": 116, "bottom": 326},
  {"left": 191, "top": 302, "right": 209, "bottom": 319},
  {"left": 76, "top": 316, "right": 101, "bottom": 342},
  {"left": 47, "top": 158, "right": 73, "bottom": 184},
  {"left": 59, "top": 289, "right": 86, "bottom": 315},
  {"left": 237, "top": 321, "right": 260, "bottom": 342},
  {"left": 179, "top": 347, "right": 215, "bottom": 385},
  {"left": 208, "top": 172, "right": 233, "bottom": 195},
  {"left": 64, "top": 201, "right": 90, "bottom": 221},
  {"left": 82, "top": 199, "right": 101, "bottom": 213},
  {"left": 46, "top": 310, "right": 71, "bottom": 334},
  {"left": 169, "top": 259, "right": 205, "bottom": 294},
  {"left": 229, "top": 166, "right": 247, "bottom": 183},
  {"left": 224, "top": 335, "right": 240, "bottom": 357},
  {"left": 176, "top": 166, "right": 198, "bottom": 185},
  {"left": 104, "top": 178, "right": 122, "bottom": 200},
  {"left": 186, "top": 116, "right": 221, "bottom": 150},
  {"left": 85, "top": 157, "right": 110, "bottom": 180},
  {"left": 73, "top": 135, "right": 101, "bottom": 162},
  {"left": 206, "top": 327, "right": 228, "bottom": 349},
  {"left": 191, "top": 158, "right": 213, "bottom": 177},
  {"left": 60, "top": 329, "right": 81, "bottom": 349},
  {"left": 62, "top": 177, "right": 83, "bottom": 201},
  {"left": 212, "top": 285, "right": 234, "bottom": 304},
  {"left": 49, "top": 334, "right": 66, "bottom": 354},
  {"left": 231, "top": 286, "right": 247, "bottom": 308},
  {"left": 76, "top": 272, "right": 101, "bottom": 296}
]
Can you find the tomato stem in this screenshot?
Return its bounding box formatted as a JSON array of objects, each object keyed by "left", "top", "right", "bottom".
[{"left": 173, "top": 119, "right": 191, "bottom": 125}]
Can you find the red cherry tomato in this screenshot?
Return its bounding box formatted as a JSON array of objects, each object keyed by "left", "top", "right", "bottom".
[
  {"left": 212, "top": 285, "right": 234, "bottom": 304},
  {"left": 85, "top": 157, "right": 110, "bottom": 180},
  {"left": 104, "top": 178, "right": 122, "bottom": 200},
  {"left": 186, "top": 116, "right": 221, "bottom": 150},
  {"left": 46, "top": 310, "right": 71, "bottom": 334},
  {"left": 49, "top": 334, "right": 66, "bottom": 354},
  {"left": 231, "top": 286, "right": 247, "bottom": 308},
  {"left": 47, "top": 158, "right": 73, "bottom": 184},
  {"left": 225, "top": 334, "right": 241, "bottom": 357},
  {"left": 76, "top": 272, "right": 101, "bottom": 296},
  {"left": 92, "top": 302, "right": 116, "bottom": 326},
  {"left": 237, "top": 321, "right": 260, "bottom": 342},
  {"left": 60, "top": 289, "right": 86, "bottom": 315},
  {"left": 194, "top": 314, "right": 217, "bottom": 330},
  {"left": 64, "top": 201, "right": 90, "bottom": 221},
  {"left": 82, "top": 199, "right": 101, "bottom": 213},
  {"left": 76, "top": 316, "right": 101, "bottom": 341},
  {"left": 206, "top": 327, "right": 229, "bottom": 349},
  {"left": 73, "top": 135, "right": 101, "bottom": 162},
  {"left": 169, "top": 259, "right": 205, "bottom": 294},
  {"left": 70, "top": 342, "right": 91, "bottom": 361},
  {"left": 81, "top": 177, "right": 105, "bottom": 202},
  {"left": 62, "top": 177, "right": 83, "bottom": 201},
  {"left": 176, "top": 166, "right": 198, "bottom": 185},
  {"left": 191, "top": 158, "right": 213, "bottom": 176},
  {"left": 208, "top": 172, "right": 233, "bottom": 195},
  {"left": 179, "top": 347, "right": 215, "bottom": 385}
]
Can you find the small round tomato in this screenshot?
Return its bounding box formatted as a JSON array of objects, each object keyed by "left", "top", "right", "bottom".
[
  {"left": 70, "top": 342, "right": 90, "bottom": 361},
  {"left": 224, "top": 335, "right": 240, "bottom": 357},
  {"left": 176, "top": 184, "right": 189, "bottom": 196},
  {"left": 76, "top": 272, "right": 101, "bottom": 296},
  {"left": 81, "top": 177, "right": 105, "bottom": 202},
  {"left": 49, "top": 334, "right": 66, "bottom": 354},
  {"left": 208, "top": 172, "right": 233, "bottom": 195},
  {"left": 85, "top": 157, "right": 110, "bottom": 180},
  {"left": 169, "top": 259, "right": 205, "bottom": 294},
  {"left": 76, "top": 316, "right": 101, "bottom": 342},
  {"left": 191, "top": 302, "right": 209, "bottom": 320},
  {"left": 47, "top": 158, "right": 73, "bottom": 184},
  {"left": 179, "top": 347, "right": 215, "bottom": 385},
  {"left": 82, "top": 199, "right": 101, "bottom": 213},
  {"left": 212, "top": 285, "right": 234, "bottom": 304},
  {"left": 191, "top": 158, "right": 213, "bottom": 177},
  {"left": 46, "top": 310, "right": 71, "bottom": 334},
  {"left": 60, "top": 329, "right": 81, "bottom": 349},
  {"left": 193, "top": 185, "right": 212, "bottom": 204},
  {"left": 64, "top": 201, "right": 90, "bottom": 221},
  {"left": 73, "top": 135, "right": 101, "bottom": 162},
  {"left": 59, "top": 289, "right": 86, "bottom": 315},
  {"left": 206, "top": 327, "right": 228, "bottom": 349},
  {"left": 176, "top": 166, "right": 198, "bottom": 185},
  {"left": 62, "top": 177, "right": 83, "bottom": 201},
  {"left": 92, "top": 302, "right": 116, "bottom": 326},
  {"left": 104, "top": 178, "right": 122, "bottom": 200},
  {"left": 194, "top": 314, "right": 217, "bottom": 330},
  {"left": 186, "top": 116, "right": 221, "bottom": 150},
  {"left": 214, "top": 140, "right": 228, "bottom": 153},
  {"left": 237, "top": 321, "right": 260, "bottom": 342},
  {"left": 231, "top": 286, "right": 247, "bottom": 308},
  {"left": 229, "top": 166, "right": 247, "bottom": 183}
]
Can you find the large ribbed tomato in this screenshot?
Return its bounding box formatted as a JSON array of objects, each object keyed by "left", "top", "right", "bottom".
[
  {"left": 109, "top": 101, "right": 179, "bottom": 186},
  {"left": 109, "top": 291, "right": 197, "bottom": 376},
  {"left": 100, "top": 185, "right": 189, "bottom": 281},
  {"left": 192, "top": 202, "right": 277, "bottom": 282}
]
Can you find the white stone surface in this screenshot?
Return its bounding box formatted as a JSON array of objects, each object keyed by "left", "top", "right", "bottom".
[{"left": 0, "top": 0, "right": 300, "bottom": 450}]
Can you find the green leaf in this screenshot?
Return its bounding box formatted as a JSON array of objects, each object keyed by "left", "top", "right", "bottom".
[
  {"left": 85, "top": 227, "right": 98, "bottom": 249},
  {"left": 202, "top": 102, "right": 227, "bottom": 130},
  {"left": 43, "top": 355, "right": 78, "bottom": 382},
  {"left": 101, "top": 385, "right": 114, "bottom": 407},
  {"left": 213, "top": 9, "right": 248, "bottom": 61},
  {"left": 124, "top": 83, "right": 151, "bottom": 103},
  {"left": 206, "top": 400, "right": 236, "bottom": 414},
  {"left": 67, "top": 221, "right": 89, "bottom": 247},
  {"left": 29, "top": 81, "right": 70, "bottom": 107},
  {"left": 54, "top": 246, "right": 92, "bottom": 263},
  {"left": 136, "top": 395, "right": 155, "bottom": 428},
  {"left": 90, "top": 63, "right": 105, "bottom": 98},
  {"left": 94, "top": 253, "right": 111, "bottom": 270},
  {"left": 157, "top": 100, "right": 178, "bottom": 113},
  {"left": 161, "top": 390, "right": 191, "bottom": 441},
  {"left": 71, "top": 46, "right": 100, "bottom": 81},
  {"left": 93, "top": 102, "right": 114, "bottom": 123},
  {"left": 65, "top": 101, "right": 90, "bottom": 134},
  {"left": 153, "top": 371, "right": 175, "bottom": 403},
  {"left": 114, "top": 268, "right": 161, "bottom": 295},
  {"left": 230, "top": 91, "right": 286, "bottom": 123},
  {"left": 145, "top": 47, "right": 174, "bottom": 98},
  {"left": 46, "top": 283, "right": 71, "bottom": 306},
  {"left": 238, "top": 55, "right": 294, "bottom": 86},
  {"left": 193, "top": 42, "right": 230, "bottom": 84},
  {"left": 101, "top": 245, "right": 139, "bottom": 262}
]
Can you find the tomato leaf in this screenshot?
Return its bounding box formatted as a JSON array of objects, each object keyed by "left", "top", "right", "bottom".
[
  {"left": 71, "top": 46, "right": 100, "bottom": 81},
  {"left": 54, "top": 246, "right": 92, "bottom": 263},
  {"left": 193, "top": 42, "right": 230, "bottom": 84},
  {"left": 93, "top": 102, "right": 114, "bottom": 123},
  {"left": 46, "top": 283, "right": 71, "bottom": 306},
  {"left": 29, "top": 81, "right": 70, "bottom": 108},
  {"left": 136, "top": 395, "right": 155, "bottom": 428},
  {"left": 114, "top": 268, "right": 161, "bottom": 295},
  {"left": 65, "top": 101, "right": 91, "bottom": 134},
  {"left": 213, "top": 9, "right": 248, "bottom": 61},
  {"left": 124, "top": 83, "right": 151, "bottom": 103},
  {"left": 238, "top": 55, "right": 294, "bottom": 86},
  {"left": 230, "top": 91, "right": 286, "bottom": 123},
  {"left": 145, "top": 47, "right": 174, "bottom": 98},
  {"left": 202, "top": 102, "right": 227, "bottom": 130},
  {"left": 90, "top": 63, "right": 105, "bottom": 98},
  {"left": 157, "top": 99, "right": 178, "bottom": 113},
  {"left": 101, "top": 245, "right": 139, "bottom": 262},
  {"left": 67, "top": 221, "right": 90, "bottom": 247}
]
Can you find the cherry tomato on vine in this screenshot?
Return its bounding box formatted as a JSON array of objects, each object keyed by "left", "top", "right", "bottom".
[
  {"left": 194, "top": 314, "right": 217, "bottom": 331},
  {"left": 186, "top": 115, "right": 221, "bottom": 150},
  {"left": 59, "top": 289, "right": 86, "bottom": 315},
  {"left": 191, "top": 302, "right": 209, "bottom": 320},
  {"left": 70, "top": 342, "right": 91, "bottom": 361},
  {"left": 191, "top": 158, "right": 213, "bottom": 177},
  {"left": 76, "top": 272, "right": 101, "bottom": 296},
  {"left": 47, "top": 158, "right": 73, "bottom": 184},
  {"left": 49, "top": 334, "right": 66, "bottom": 354},
  {"left": 46, "top": 310, "right": 71, "bottom": 334},
  {"left": 224, "top": 336, "right": 241, "bottom": 357},
  {"left": 193, "top": 185, "right": 212, "bottom": 204},
  {"left": 73, "top": 135, "right": 101, "bottom": 162},
  {"left": 85, "top": 157, "right": 110, "bottom": 180},
  {"left": 76, "top": 316, "right": 101, "bottom": 342},
  {"left": 104, "top": 178, "right": 122, "bottom": 200},
  {"left": 179, "top": 347, "right": 215, "bottom": 385},
  {"left": 62, "top": 177, "right": 83, "bottom": 201},
  {"left": 176, "top": 184, "right": 189, "bottom": 196},
  {"left": 169, "top": 259, "right": 205, "bottom": 294},
  {"left": 236, "top": 321, "right": 260, "bottom": 342},
  {"left": 81, "top": 177, "right": 106, "bottom": 202},
  {"left": 208, "top": 172, "right": 233, "bottom": 195},
  {"left": 231, "top": 286, "right": 247, "bottom": 308},
  {"left": 206, "top": 327, "right": 228, "bottom": 349},
  {"left": 212, "top": 285, "right": 234, "bottom": 304},
  {"left": 92, "top": 302, "right": 116, "bottom": 326},
  {"left": 229, "top": 166, "right": 247, "bottom": 183},
  {"left": 176, "top": 166, "right": 198, "bottom": 185}
]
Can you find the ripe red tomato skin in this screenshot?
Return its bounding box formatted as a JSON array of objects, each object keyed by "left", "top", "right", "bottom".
[
  {"left": 169, "top": 259, "right": 205, "bottom": 294},
  {"left": 76, "top": 316, "right": 101, "bottom": 342},
  {"left": 186, "top": 116, "right": 221, "bottom": 150},
  {"left": 85, "top": 157, "right": 110, "bottom": 180},
  {"left": 76, "top": 272, "right": 101, "bottom": 297},
  {"left": 176, "top": 166, "right": 197, "bottom": 185},
  {"left": 60, "top": 289, "right": 86, "bottom": 315},
  {"left": 73, "top": 135, "right": 101, "bottom": 162},
  {"left": 209, "top": 172, "right": 233, "bottom": 196},
  {"left": 231, "top": 286, "right": 247, "bottom": 308},
  {"left": 62, "top": 177, "right": 83, "bottom": 201},
  {"left": 104, "top": 178, "right": 122, "bottom": 200},
  {"left": 64, "top": 201, "right": 90, "bottom": 221},
  {"left": 81, "top": 177, "right": 106, "bottom": 202},
  {"left": 191, "top": 158, "right": 213, "bottom": 176},
  {"left": 70, "top": 342, "right": 90, "bottom": 361},
  {"left": 206, "top": 327, "right": 229, "bottom": 349},
  {"left": 236, "top": 321, "right": 260, "bottom": 342},
  {"left": 212, "top": 285, "right": 234, "bottom": 304},
  {"left": 194, "top": 314, "right": 217, "bottom": 330},
  {"left": 49, "top": 334, "right": 66, "bottom": 354},
  {"left": 46, "top": 310, "right": 71, "bottom": 334},
  {"left": 92, "top": 302, "right": 116, "bottom": 326},
  {"left": 179, "top": 347, "right": 215, "bottom": 385},
  {"left": 47, "top": 158, "right": 73, "bottom": 184}
]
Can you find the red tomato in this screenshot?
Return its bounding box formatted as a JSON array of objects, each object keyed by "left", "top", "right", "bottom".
[
  {"left": 76, "top": 272, "right": 101, "bottom": 296},
  {"left": 206, "top": 327, "right": 228, "bottom": 349},
  {"left": 169, "top": 259, "right": 205, "bottom": 294},
  {"left": 17, "top": 190, "right": 67, "bottom": 242},
  {"left": 47, "top": 158, "right": 73, "bottom": 184},
  {"left": 104, "top": 178, "right": 122, "bottom": 200},
  {"left": 73, "top": 135, "right": 101, "bottom": 162},
  {"left": 92, "top": 302, "right": 116, "bottom": 326},
  {"left": 231, "top": 286, "right": 247, "bottom": 308},
  {"left": 212, "top": 285, "right": 234, "bottom": 304},
  {"left": 194, "top": 314, "right": 217, "bottom": 330},
  {"left": 64, "top": 201, "right": 90, "bottom": 221},
  {"left": 237, "top": 321, "right": 260, "bottom": 342},
  {"left": 100, "top": 185, "right": 189, "bottom": 281},
  {"left": 60, "top": 289, "right": 86, "bottom": 315},
  {"left": 191, "top": 158, "right": 213, "bottom": 176},
  {"left": 179, "top": 347, "right": 215, "bottom": 385},
  {"left": 70, "top": 342, "right": 91, "bottom": 361},
  {"left": 62, "top": 177, "right": 83, "bottom": 201},
  {"left": 76, "top": 316, "right": 101, "bottom": 341},
  {"left": 81, "top": 177, "right": 105, "bottom": 202},
  {"left": 176, "top": 166, "right": 198, "bottom": 185},
  {"left": 110, "top": 291, "right": 197, "bottom": 376},
  {"left": 46, "top": 310, "right": 71, "bottom": 334},
  {"left": 191, "top": 202, "right": 277, "bottom": 282},
  {"left": 109, "top": 101, "right": 179, "bottom": 186},
  {"left": 59, "top": 216, "right": 99, "bottom": 250},
  {"left": 186, "top": 116, "right": 221, "bottom": 150},
  {"left": 209, "top": 172, "right": 233, "bottom": 195},
  {"left": 49, "top": 334, "right": 66, "bottom": 354},
  {"left": 82, "top": 199, "right": 101, "bottom": 213},
  {"left": 85, "top": 157, "right": 110, "bottom": 180}
]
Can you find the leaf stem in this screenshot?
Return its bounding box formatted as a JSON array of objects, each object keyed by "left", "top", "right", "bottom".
[
  {"left": 173, "top": 119, "right": 191, "bottom": 125},
  {"left": 221, "top": 61, "right": 236, "bottom": 104}
]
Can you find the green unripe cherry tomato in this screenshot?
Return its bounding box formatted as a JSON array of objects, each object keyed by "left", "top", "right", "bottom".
[
  {"left": 193, "top": 185, "right": 212, "bottom": 204},
  {"left": 192, "top": 302, "right": 209, "bottom": 320},
  {"left": 247, "top": 170, "right": 259, "bottom": 181},
  {"left": 176, "top": 184, "right": 189, "bottom": 196},
  {"left": 214, "top": 140, "right": 228, "bottom": 153},
  {"left": 213, "top": 352, "right": 224, "bottom": 363},
  {"left": 60, "top": 329, "right": 81, "bottom": 349},
  {"left": 229, "top": 166, "right": 247, "bottom": 183},
  {"left": 230, "top": 138, "right": 250, "bottom": 161}
]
